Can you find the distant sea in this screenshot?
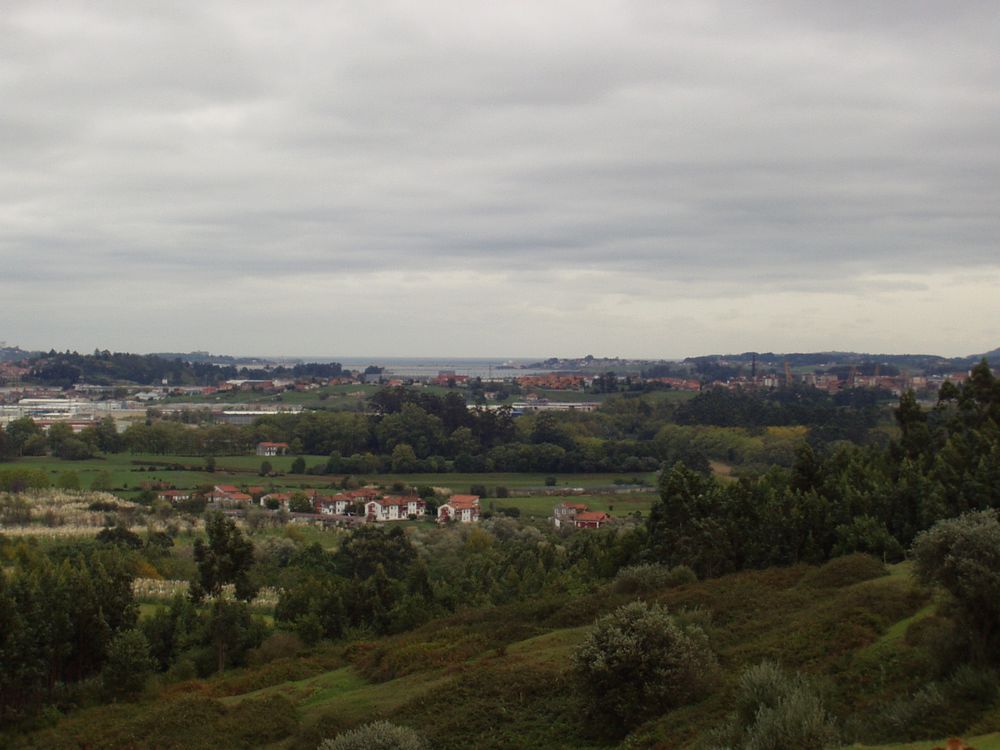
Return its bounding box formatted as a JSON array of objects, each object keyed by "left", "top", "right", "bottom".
[{"left": 284, "top": 357, "right": 558, "bottom": 379}]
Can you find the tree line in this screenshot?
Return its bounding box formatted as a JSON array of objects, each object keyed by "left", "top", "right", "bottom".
[
  {"left": 3, "top": 380, "right": 898, "bottom": 476},
  {"left": 644, "top": 360, "right": 1000, "bottom": 577},
  {"left": 23, "top": 350, "right": 343, "bottom": 387},
  {"left": 0, "top": 543, "right": 139, "bottom": 723}
]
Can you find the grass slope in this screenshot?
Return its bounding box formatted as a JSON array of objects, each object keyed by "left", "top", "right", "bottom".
[
  {"left": 844, "top": 735, "right": 1000, "bottom": 750},
  {"left": 19, "top": 557, "right": 994, "bottom": 750}
]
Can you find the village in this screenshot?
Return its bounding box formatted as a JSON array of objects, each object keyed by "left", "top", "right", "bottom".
[{"left": 163, "top": 454, "right": 616, "bottom": 531}]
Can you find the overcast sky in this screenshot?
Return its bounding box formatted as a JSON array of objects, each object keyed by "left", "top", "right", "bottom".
[{"left": 2, "top": 1, "right": 999, "bottom": 359}]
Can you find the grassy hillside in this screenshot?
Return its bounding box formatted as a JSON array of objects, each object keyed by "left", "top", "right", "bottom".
[{"left": 14, "top": 554, "right": 999, "bottom": 750}]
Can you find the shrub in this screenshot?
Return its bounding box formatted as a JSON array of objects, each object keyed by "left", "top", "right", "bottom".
[
  {"left": 612, "top": 563, "right": 697, "bottom": 594},
  {"left": 544, "top": 476, "right": 557, "bottom": 486},
  {"left": 56, "top": 471, "right": 81, "bottom": 491},
  {"left": 0, "top": 466, "right": 50, "bottom": 492},
  {"left": 912, "top": 510, "right": 1000, "bottom": 663},
  {"left": 248, "top": 632, "right": 305, "bottom": 666},
  {"left": 799, "top": 553, "right": 887, "bottom": 589},
  {"left": 219, "top": 694, "right": 299, "bottom": 745},
  {"left": 876, "top": 666, "right": 999, "bottom": 741},
  {"left": 102, "top": 629, "right": 155, "bottom": 698},
  {"left": 572, "top": 600, "right": 718, "bottom": 732},
  {"left": 832, "top": 515, "right": 904, "bottom": 561},
  {"left": 709, "top": 661, "right": 837, "bottom": 750},
  {"left": 318, "top": 720, "right": 426, "bottom": 750}
]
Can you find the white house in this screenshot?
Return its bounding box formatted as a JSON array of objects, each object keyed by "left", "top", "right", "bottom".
[
  {"left": 552, "top": 501, "right": 589, "bottom": 528},
  {"left": 316, "top": 494, "right": 352, "bottom": 515},
  {"left": 256, "top": 441, "right": 290, "bottom": 457},
  {"left": 366, "top": 496, "right": 426, "bottom": 522},
  {"left": 437, "top": 494, "right": 481, "bottom": 523}
]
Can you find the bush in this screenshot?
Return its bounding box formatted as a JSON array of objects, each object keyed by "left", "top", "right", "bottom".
[
  {"left": 56, "top": 471, "right": 81, "bottom": 491},
  {"left": 612, "top": 563, "right": 697, "bottom": 594},
  {"left": 832, "top": 515, "right": 904, "bottom": 561},
  {"left": 220, "top": 694, "right": 299, "bottom": 746},
  {"left": 912, "top": 510, "right": 1000, "bottom": 663},
  {"left": 318, "top": 720, "right": 426, "bottom": 750},
  {"left": 102, "top": 629, "right": 155, "bottom": 698},
  {"left": 876, "top": 666, "right": 999, "bottom": 741},
  {"left": 544, "top": 476, "right": 557, "bottom": 486},
  {"left": 709, "top": 661, "right": 837, "bottom": 750},
  {"left": 572, "top": 600, "right": 718, "bottom": 732},
  {"left": 248, "top": 632, "right": 305, "bottom": 666},
  {"left": 0, "top": 467, "right": 50, "bottom": 492},
  {"left": 799, "top": 553, "right": 887, "bottom": 589}
]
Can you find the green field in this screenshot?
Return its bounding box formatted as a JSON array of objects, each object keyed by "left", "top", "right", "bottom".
[
  {"left": 485, "top": 492, "right": 653, "bottom": 520},
  {"left": 351, "top": 471, "right": 657, "bottom": 491},
  {"left": 6, "top": 454, "right": 658, "bottom": 499},
  {"left": 843, "top": 736, "right": 1000, "bottom": 750},
  {"left": 158, "top": 383, "right": 380, "bottom": 409}
]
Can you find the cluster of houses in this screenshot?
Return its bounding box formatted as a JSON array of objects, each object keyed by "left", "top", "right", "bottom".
[
  {"left": 193, "top": 483, "right": 483, "bottom": 525},
  {"left": 707, "top": 368, "right": 973, "bottom": 397},
  {"left": 551, "top": 501, "right": 612, "bottom": 529},
  {"left": 157, "top": 483, "right": 614, "bottom": 531}
]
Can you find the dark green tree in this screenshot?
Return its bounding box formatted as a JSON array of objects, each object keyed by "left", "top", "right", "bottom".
[
  {"left": 912, "top": 510, "right": 1000, "bottom": 663},
  {"left": 102, "top": 629, "right": 155, "bottom": 698},
  {"left": 190, "top": 512, "right": 258, "bottom": 603}
]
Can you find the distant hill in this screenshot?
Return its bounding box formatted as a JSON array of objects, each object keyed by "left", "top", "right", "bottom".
[
  {"left": 19, "top": 351, "right": 343, "bottom": 387},
  {"left": 0, "top": 345, "right": 39, "bottom": 364},
  {"left": 149, "top": 351, "right": 276, "bottom": 367},
  {"left": 974, "top": 346, "right": 1000, "bottom": 364},
  {"left": 684, "top": 348, "right": 1000, "bottom": 374}
]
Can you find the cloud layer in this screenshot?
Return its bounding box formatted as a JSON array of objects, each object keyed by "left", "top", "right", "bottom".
[{"left": 3, "top": 1, "right": 999, "bottom": 356}]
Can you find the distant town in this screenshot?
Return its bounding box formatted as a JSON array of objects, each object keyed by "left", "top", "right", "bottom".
[{"left": 0, "top": 344, "right": 993, "bottom": 434}]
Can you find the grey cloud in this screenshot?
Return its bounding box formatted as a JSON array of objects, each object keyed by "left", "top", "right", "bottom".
[{"left": 2, "top": 0, "right": 1000, "bottom": 354}]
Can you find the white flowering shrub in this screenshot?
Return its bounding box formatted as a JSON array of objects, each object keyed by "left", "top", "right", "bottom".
[
  {"left": 707, "top": 661, "right": 837, "bottom": 750},
  {"left": 318, "top": 721, "right": 426, "bottom": 750}
]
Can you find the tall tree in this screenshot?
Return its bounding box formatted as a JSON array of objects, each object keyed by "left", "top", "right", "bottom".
[{"left": 190, "top": 512, "right": 258, "bottom": 603}]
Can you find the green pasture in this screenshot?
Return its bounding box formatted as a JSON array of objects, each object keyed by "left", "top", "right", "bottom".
[
  {"left": 842, "top": 735, "right": 1000, "bottom": 750},
  {"left": 6, "top": 455, "right": 659, "bottom": 497},
  {"left": 352, "top": 471, "right": 658, "bottom": 491},
  {"left": 159, "top": 383, "right": 379, "bottom": 408},
  {"left": 10, "top": 453, "right": 335, "bottom": 493},
  {"left": 486, "top": 492, "right": 653, "bottom": 520}
]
